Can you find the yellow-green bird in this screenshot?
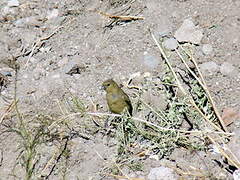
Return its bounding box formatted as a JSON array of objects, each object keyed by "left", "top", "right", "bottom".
[{"left": 102, "top": 79, "right": 133, "bottom": 116}]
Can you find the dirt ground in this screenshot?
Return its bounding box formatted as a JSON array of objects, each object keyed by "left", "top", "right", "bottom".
[{"left": 0, "top": 0, "right": 240, "bottom": 179}]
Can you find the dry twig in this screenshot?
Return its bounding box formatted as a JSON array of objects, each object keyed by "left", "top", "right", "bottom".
[
  {"left": 99, "top": 11, "right": 144, "bottom": 21},
  {"left": 150, "top": 30, "right": 240, "bottom": 171},
  {"left": 150, "top": 31, "right": 226, "bottom": 133},
  {"left": 24, "top": 25, "right": 63, "bottom": 68}
]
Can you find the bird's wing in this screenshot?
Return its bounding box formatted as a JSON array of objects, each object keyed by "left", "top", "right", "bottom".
[{"left": 121, "top": 92, "right": 133, "bottom": 115}]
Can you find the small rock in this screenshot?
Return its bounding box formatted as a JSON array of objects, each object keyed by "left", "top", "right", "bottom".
[
  {"left": 26, "top": 87, "right": 37, "bottom": 94},
  {"left": 14, "top": 18, "right": 25, "bottom": 27},
  {"left": 233, "top": 169, "right": 240, "bottom": 180},
  {"left": 199, "top": 61, "right": 219, "bottom": 74},
  {"left": 143, "top": 52, "right": 159, "bottom": 69},
  {"left": 129, "top": 72, "right": 141, "bottom": 79},
  {"left": 1, "top": 71, "right": 12, "bottom": 76},
  {"left": 174, "top": 18, "right": 203, "bottom": 44},
  {"left": 149, "top": 154, "right": 159, "bottom": 161},
  {"left": 143, "top": 72, "right": 151, "bottom": 78},
  {"left": 33, "top": 66, "right": 46, "bottom": 80},
  {"left": 163, "top": 38, "right": 178, "bottom": 50},
  {"left": 148, "top": 166, "right": 178, "bottom": 180},
  {"left": 2, "top": 6, "right": 16, "bottom": 16},
  {"left": 202, "top": 44, "right": 213, "bottom": 55},
  {"left": 220, "top": 62, "right": 236, "bottom": 76},
  {"left": 62, "top": 61, "right": 88, "bottom": 75},
  {"left": 7, "top": 0, "right": 19, "bottom": 7},
  {"left": 39, "top": 46, "right": 52, "bottom": 53},
  {"left": 47, "top": 9, "right": 59, "bottom": 20}
]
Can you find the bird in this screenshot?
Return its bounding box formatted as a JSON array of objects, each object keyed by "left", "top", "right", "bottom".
[{"left": 102, "top": 79, "right": 133, "bottom": 116}]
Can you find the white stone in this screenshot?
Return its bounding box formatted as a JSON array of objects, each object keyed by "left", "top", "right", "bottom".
[
  {"left": 174, "top": 18, "right": 203, "bottom": 44},
  {"left": 8, "top": 0, "right": 19, "bottom": 7},
  {"left": 130, "top": 72, "right": 141, "bottom": 79},
  {"left": 148, "top": 166, "right": 178, "bottom": 180},
  {"left": 143, "top": 72, "right": 151, "bottom": 77},
  {"left": 202, "top": 44, "right": 213, "bottom": 55},
  {"left": 163, "top": 38, "right": 178, "bottom": 50},
  {"left": 143, "top": 52, "right": 159, "bottom": 69},
  {"left": 47, "top": 9, "right": 59, "bottom": 20},
  {"left": 199, "top": 61, "right": 219, "bottom": 74},
  {"left": 233, "top": 169, "right": 240, "bottom": 180},
  {"left": 220, "top": 62, "right": 236, "bottom": 76}
]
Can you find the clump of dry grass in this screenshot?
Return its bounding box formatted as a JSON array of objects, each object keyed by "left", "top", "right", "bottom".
[
  {"left": 151, "top": 31, "right": 240, "bottom": 165},
  {"left": 0, "top": 102, "right": 73, "bottom": 180},
  {"left": 0, "top": 74, "right": 94, "bottom": 179},
  {"left": 89, "top": 31, "right": 240, "bottom": 178}
]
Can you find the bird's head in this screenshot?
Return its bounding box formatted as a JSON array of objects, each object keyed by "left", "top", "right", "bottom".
[{"left": 102, "top": 79, "right": 119, "bottom": 93}]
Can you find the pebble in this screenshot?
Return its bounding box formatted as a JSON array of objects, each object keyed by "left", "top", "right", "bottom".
[
  {"left": 199, "top": 61, "right": 219, "bottom": 74},
  {"left": 163, "top": 38, "right": 178, "bottom": 50},
  {"left": 129, "top": 72, "right": 141, "bottom": 79},
  {"left": 233, "top": 169, "right": 240, "bottom": 180},
  {"left": 143, "top": 72, "right": 151, "bottom": 78},
  {"left": 202, "top": 44, "right": 213, "bottom": 55},
  {"left": 143, "top": 52, "right": 159, "bottom": 69},
  {"left": 220, "top": 62, "right": 236, "bottom": 76},
  {"left": 62, "top": 61, "right": 79, "bottom": 74},
  {"left": 62, "top": 61, "right": 88, "bottom": 75},
  {"left": 46, "top": 9, "right": 59, "bottom": 20},
  {"left": 7, "top": 0, "right": 20, "bottom": 7},
  {"left": 2, "top": 6, "right": 16, "bottom": 16},
  {"left": 1, "top": 71, "right": 12, "bottom": 76},
  {"left": 148, "top": 166, "right": 178, "bottom": 180},
  {"left": 33, "top": 66, "right": 46, "bottom": 80},
  {"left": 39, "top": 46, "right": 52, "bottom": 53},
  {"left": 174, "top": 18, "right": 203, "bottom": 44}
]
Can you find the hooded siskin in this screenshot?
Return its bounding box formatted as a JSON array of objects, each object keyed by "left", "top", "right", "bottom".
[{"left": 102, "top": 79, "right": 132, "bottom": 116}]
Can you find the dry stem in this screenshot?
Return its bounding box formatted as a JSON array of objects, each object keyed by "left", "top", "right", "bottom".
[{"left": 99, "top": 11, "right": 144, "bottom": 21}]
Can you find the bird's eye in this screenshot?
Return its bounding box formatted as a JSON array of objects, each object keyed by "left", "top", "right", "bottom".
[{"left": 106, "top": 83, "right": 110, "bottom": 86}]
